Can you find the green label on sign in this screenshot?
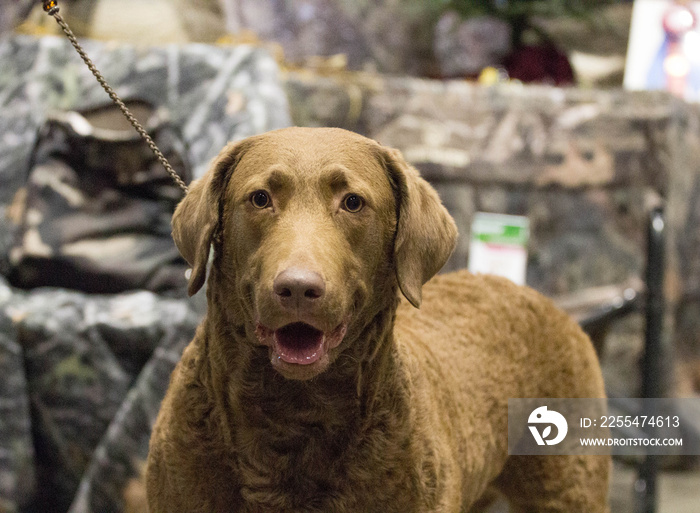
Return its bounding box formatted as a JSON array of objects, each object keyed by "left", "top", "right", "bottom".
[{"left": 471, "top": 213, "right": 529, "bottom": 247}]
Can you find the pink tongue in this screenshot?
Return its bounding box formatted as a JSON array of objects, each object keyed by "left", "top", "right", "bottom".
[{"left": 274, "top": 323, "right": 325, "bottom": 365}]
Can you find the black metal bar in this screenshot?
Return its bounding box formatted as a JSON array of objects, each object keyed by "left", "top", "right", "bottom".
[
  {"left": 634, "top": 207, "right": 666, "bottom": 513},
  {"left": 642, "top": 207, "right": 666, "bottom": 400}
]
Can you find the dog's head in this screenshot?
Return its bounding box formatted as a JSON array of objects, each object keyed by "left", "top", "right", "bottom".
[{"left": 172, "top": 127, "right": 456, "bottom": 380}]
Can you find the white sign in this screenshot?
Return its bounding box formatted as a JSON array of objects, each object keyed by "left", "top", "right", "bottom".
[{"left": 468, "top": 212, "right": 529, "bottom": 285}]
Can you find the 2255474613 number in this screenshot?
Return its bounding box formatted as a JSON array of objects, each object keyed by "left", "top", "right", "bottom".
[{"left": 597, "top": 415, "right": 680, "bottom": 428}]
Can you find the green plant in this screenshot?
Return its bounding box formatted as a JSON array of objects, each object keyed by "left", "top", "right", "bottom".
[
  {"left": 435, "top": 0, "right": 618, "bottom": 46},
  {"left": 439, "top": 0, "right": 615, "bottom": 19}
]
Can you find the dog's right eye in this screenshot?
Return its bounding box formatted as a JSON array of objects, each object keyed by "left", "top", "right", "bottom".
[{"left": 250, "top": 190, "right": 271, "bottom": 209}]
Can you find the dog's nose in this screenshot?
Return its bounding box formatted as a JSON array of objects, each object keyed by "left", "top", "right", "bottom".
[{"left": 273, "top": 267, "right": 326, "bottom": 310}]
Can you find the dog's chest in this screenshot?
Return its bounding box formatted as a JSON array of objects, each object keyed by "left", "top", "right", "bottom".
[{"left": 230, "top": 406, "right": 425, "bottom": 513}]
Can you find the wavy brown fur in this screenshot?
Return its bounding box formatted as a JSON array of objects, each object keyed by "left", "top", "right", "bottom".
[{"left": 146, "top": 127, "right": 610, "bottom": 512}]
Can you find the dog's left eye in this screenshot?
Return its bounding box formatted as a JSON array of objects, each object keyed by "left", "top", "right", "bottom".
[
  {"left": 251, "top": 190, "right": 271, "bottom": 209},
  {"left": 342, "top": 194, "right": 364, "bottom": 213}
]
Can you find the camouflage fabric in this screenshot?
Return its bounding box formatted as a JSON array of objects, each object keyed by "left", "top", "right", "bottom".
[
  {"left": 0, "top": 34, "right": 291, "bottom": 274},
  {"left": 8, "top": 288, "right": 204, "bottom": 513},
  {"left": 68, "top": 295, "right": 204, "bottom": 513},
  {"left": 8, "top": 100, "right": 191, "bottom": 294},
  {"left": 0, "top": 278, "right": 34, "bottom": 513}
]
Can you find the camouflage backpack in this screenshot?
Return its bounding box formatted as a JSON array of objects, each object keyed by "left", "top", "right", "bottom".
[{"left": 8, "top": 100, "right": 191, "bottom": 294}]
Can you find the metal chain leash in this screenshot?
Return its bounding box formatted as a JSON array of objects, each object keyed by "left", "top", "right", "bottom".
[{"left": 42, "top": 0, "right": 189, "bottom": 194}]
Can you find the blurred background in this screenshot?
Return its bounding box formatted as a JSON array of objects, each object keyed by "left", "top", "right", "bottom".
[{"left": 1, "top": 1, "right": 700, "bottom": 512}]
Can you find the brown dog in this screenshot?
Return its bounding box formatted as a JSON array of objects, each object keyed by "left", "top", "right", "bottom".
[{"left": 146, "top": 127, "right": 610, "bottom": 512}]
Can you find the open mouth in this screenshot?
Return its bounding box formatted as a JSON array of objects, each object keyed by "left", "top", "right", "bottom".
[
  {"left": 274, "top": 322, "right": 325, "bottom": 365},
  {"left": 256, "top": 320, "right": 348, "bottom": 368}
]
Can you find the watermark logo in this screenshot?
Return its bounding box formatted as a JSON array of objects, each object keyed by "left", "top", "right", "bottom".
[
  {"left": 528, "top": 406, "right": 568, "bottom": 446},
  {"left": 510, "top": 398, "right": 700, "bottom": 456}
]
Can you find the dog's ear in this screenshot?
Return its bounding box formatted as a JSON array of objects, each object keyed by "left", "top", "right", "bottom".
[
  {"left": 380, "top": 146, "right": 458, "bottom": 308},
  {"left": 172, "top": 140, "right": 249, "bottom": 296}
]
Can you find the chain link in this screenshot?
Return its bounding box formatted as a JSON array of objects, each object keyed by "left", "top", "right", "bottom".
[{"left": 43, "top": 2, "right": 189, "bottom": 194}]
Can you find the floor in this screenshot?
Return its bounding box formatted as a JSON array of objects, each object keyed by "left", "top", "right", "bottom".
[
  {"left": 610, "top": 462, "right": 700, "bottom": 513},
  {"left": 485, "top": 461, "right": 700, "bottom": 512}
]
